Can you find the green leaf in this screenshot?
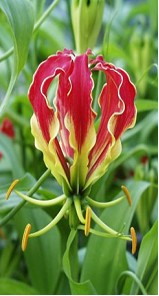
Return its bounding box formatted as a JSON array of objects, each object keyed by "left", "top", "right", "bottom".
[
  {"left": 116, "top": 270, "right": 147, "bottom": 295},
  {"left": 0, "top": 173, "right": 36, "bottom": 214},
  {"left": 14, "top": 206, "right": 61, "bottom": 294},
  {"left": 63, "top": 229, "right": 97, "bottom": 295},
  {"left": 136, "top": 99, "right": 158, "bottom": 112},
  {"left": 0, "top": 133, "right": 24, "bottom": 178},
  {"left": 0, "top": 241, "right": 20, "bottom": 277},
  {"left": 0, "top": 0, "right": 34, "bottom": 114},
  {"left": 81, "top": 181, "right": 149, "bottom": 294},
  {"left": 130, "top": 221, "right": 158, "bottom": 295},
  {"left": 0, "top": 278, "right": 39, "bottom": 294}
]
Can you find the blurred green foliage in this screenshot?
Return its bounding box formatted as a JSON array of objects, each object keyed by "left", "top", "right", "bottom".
[{"left": 0, "top": 0, "right": 157, "bottom": 294}]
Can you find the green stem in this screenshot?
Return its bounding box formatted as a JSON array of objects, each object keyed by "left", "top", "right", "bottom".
[
  {"left": 136, "top": 63, "right": 158, "bottom": 86},
  {"left": 0, "top": 0, "right": 60, "bottom": 62},
  {"left": 28, "top": 169, "right": 51, "bottom": 196},
  {"left": 0, "top": 169, "right": 51, "bottom": 226},
  {"left": 29, "top": 198, "right": 72, "bottom": 238},
  {"left": 0, "top": 48, "right": 13, "bottom": 62},
  {"left": 33, "top": 0, "right": 59, "bottom": 32}
]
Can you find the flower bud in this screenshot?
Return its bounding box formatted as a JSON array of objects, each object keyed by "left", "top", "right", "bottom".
[{"left": 71, "top": 0, "right": 104, "bottom": 53}]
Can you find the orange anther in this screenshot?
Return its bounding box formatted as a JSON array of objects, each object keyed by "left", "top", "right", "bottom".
[
  {"left": 121, "top": 185, "right": 132, "bottom": 206},
  {"left": 130, "top": 227, "right": 137, "bottom": 255},
  {"left": 84, "top": 207, "right": 92, "bottom": 236},
  {"left": 21, "top": 224, "right": 31, "bottom": 252},
  {"left": 5, "top": 179, "right": 19, "bottom": 200}
]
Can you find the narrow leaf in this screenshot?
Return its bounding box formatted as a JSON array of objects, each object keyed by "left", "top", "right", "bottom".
[
  {"left": 14, "top": 206, "right": 61, "bottom": 294},
  {"left": 81, "top": 181, "right": 149, "bottom": 294},
  {"left": 130, "top": 221, "right": 158, "bottom": 295},
  {"left": 0, "top": 0, "right": 34, "bottom": 114},
  {"left": 136, "top": 99, "right": 158, "bottom": 112},
  {"left": 63, "top": 229, "right": 97, "bottom": 295},
  {"left": 0, "top": 133, "right": 24, "bottom": 178},
  {"left": 0, "top": 278, "right": 39, "bottom": 295}
]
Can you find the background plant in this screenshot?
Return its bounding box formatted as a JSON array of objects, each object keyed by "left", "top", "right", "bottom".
[{"left": 0, "top": 0, "right": 157, "bottom": 294}]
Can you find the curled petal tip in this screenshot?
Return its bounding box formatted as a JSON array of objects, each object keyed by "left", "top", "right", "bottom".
[
  {"left": 130, "top": 227, "right": 137, "bottom": 255},
  {"left": 5, "top": 179, "right": 19, "bottom": 200},
  {"left": 121, "top": 185, "right": 132, "bottom": 206},
  {"left": 84, "top": 207, "right": 92, "bottom": 236},
  {"left": 22, "top": 224, "right": 32, "bottom": 252}
]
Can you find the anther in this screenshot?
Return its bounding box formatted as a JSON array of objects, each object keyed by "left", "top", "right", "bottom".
[
  {"left": 84, "top": 207, "right": 92, "bottom": 236},
  {"left": 130, "top": 227, "right": 137, "bottom": 255},
  {"left": 22, "top": 224, "right": 31, "bottom": 252},
  {"left": 5, "top": 179, "right": 19, "bottom": 200},
  {"left": 121, "top": 185, "right": 132, "bottom": 206}
]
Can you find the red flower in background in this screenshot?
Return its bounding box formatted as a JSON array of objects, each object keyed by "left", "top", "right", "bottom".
[
  {"left": 0, "top": 118, "right": 15, "bottom": 138},
  {"left": 0, "top": 118, "right": 15, "bottom": 160},
  {"left": 0, "top": 152, "right": 3, "bottom": 160}
]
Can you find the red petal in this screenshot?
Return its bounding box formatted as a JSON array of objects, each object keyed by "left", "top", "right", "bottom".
[
  {"left": 28, "top": 50, "right": 74, "bottom": 181},
  {"left": 65, "top": 53, "right": 96, "bottom": 152},
  {"left": 58, "top": 52, "right": 96, "bottom": 189},
  {"left": 87, "top": 62, "right": 136, "bottom": 179},
  {"left": 28, "top": 52, "right": 73, "bottom": 143}
]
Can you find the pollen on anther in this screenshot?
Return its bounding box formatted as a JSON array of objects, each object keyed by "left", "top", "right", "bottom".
[
  {"left": 84, "top": 207, "right": 92, "bottom": 236},
  {"left": 130, "top": 227, "right": 137, "bottom": 255},
  {"left": 22, "top": 224, "right": 32, "bottom": 252},
  {"left": 121, "top": 185, "right": 132, "bottom": 206},
  {"left": 5, "top": 179, "right": 19, "bottom": 200}
]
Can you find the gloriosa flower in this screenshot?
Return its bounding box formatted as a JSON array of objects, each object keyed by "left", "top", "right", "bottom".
[
  {"left": 6, "top": 49, "right": 137, "bottom": 253},
  {"left": 29, "top": 49, "right": 136, "bottom": 193}
]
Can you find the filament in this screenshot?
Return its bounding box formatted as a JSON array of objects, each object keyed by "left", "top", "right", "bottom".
[
  {"left": 29, "top": 198, "right": 72, "bottom": 238},
  {"left": 91, "top": 210, "right": 118, "bottom": 236},
  {"left": 86, "top": 195, "right": 125, "bottom": 208},
  {"left": 14, "top": 191, "right": 66, "bottom": 207}
]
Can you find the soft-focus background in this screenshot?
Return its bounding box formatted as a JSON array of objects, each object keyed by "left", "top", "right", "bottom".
[{"left": 0, "top": 0, "right": 157, "bottom": 294}]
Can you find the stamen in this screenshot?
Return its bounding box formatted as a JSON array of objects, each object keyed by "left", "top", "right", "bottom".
[
  {"left": 14, "top": 191, "right": 66, "bottom": 207},
  {"left": 86, "top": 195, "right": 125, "bottom": 208},
  {"left": 84, "top": 207, "right": 92, "bottom": 236},
  {"left": 91, "top": 210, "right": 118, "bottom": 236},
  {"left": 130, "top": 227, "right": 137, "bottom": 255},
  {"left": 29, "top": 198, "right": 72, "bottom": 238},
  {"left": 22, "top": 223, "right": 31, "bottom": 252},
  {"left": 121, "top": 185, "right": 132, "bottom": 206},
  {"left": 5, "top": 179, "right": 19, "bottom": 200},
  {"left": 78, "top": 225, "right": 131, "bottom": 240}
]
